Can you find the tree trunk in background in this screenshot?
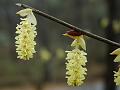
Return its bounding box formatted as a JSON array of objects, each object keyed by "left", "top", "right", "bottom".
[{"left": 105, "top": 0, "right": 117, "bottom": 90}]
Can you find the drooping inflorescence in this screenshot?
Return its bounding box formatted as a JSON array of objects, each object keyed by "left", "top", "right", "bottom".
[
  {"left": 64, "top": 30, "right": 87, "bottom": 86},
  {"left": 111, "top": 48, "right": 120, "bottom": 85},
  {"left": 15, "top": 8, "right": 37, "bottom": 60}
]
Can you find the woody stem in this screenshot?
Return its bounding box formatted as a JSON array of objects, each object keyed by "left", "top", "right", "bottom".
[{"left": 16, "top": 3, "right": 120, "bottom": 48}]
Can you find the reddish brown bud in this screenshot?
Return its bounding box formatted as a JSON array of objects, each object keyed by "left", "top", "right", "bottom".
[{"left": 66, "top": 30, "right": 83, "bottom": 36}]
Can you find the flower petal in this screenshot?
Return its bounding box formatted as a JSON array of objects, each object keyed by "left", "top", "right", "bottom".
[
  {"left": 78, "top": 36, "right": 86, "bottom": 50},
  {"left": 114, "top": 55, "right": 120, "bottom": 62},
  {"left": 16, "top": 8, "right": 32, "bottom": 17},
  {"left": 110, "top": 48, "right": 120, "bottom": 55},
  {"left": 27, "top": 13, "right": 37, "bottom": 25}
]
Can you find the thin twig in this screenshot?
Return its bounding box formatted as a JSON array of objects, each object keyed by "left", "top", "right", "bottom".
[{"left": 16, "top": 3, "right": 120, "bottom": 47}]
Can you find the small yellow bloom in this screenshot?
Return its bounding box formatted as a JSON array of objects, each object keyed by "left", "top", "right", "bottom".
[
  {"left": 114, "top": 68, "right": 120, "bottom": 85},
  {"left": 15, "top": 8, "right": 37, "bottom": 60},
  {"left": 65, "top": 37, "right": 87, "bottom": 86}
]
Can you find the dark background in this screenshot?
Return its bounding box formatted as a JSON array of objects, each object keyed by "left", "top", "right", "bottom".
[{"left": 0, "top": 0, "right": 120, "bottom": 90}]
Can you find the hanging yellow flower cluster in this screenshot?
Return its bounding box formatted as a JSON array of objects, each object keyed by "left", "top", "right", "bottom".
[
  {"left": 111, "top": 48, "right": 120, "bottom": 85},
  {"left": 15, "top": 8, "right": 37, "bottom": 60},
  {"left": 64, "top": 30, "right": 87, "bottom": 86}
]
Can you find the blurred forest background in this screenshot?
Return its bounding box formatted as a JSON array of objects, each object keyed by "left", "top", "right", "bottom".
[{"left": 0, "top": 0, "right": 120, "bottom": 90}]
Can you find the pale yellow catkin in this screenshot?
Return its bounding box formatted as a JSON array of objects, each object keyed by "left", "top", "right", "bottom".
[
  {"left": 15, "top": 8, "right": 37, "bottom": 60},
  {"left": 65, "top": 36, "right": 87, "bottom": 86}
]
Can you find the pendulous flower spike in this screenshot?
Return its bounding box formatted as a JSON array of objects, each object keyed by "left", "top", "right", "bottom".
[
  {"left": 65, "top": 33, "right": 87, "bottom": 86},
  {"left": 15, "top": 8, "right": 37, "bottom": 60}
]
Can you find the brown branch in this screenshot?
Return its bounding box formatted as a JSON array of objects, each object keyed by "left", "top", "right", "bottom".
[{"left": 16, "top": 3, "right": 120, "bottom": 47}]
